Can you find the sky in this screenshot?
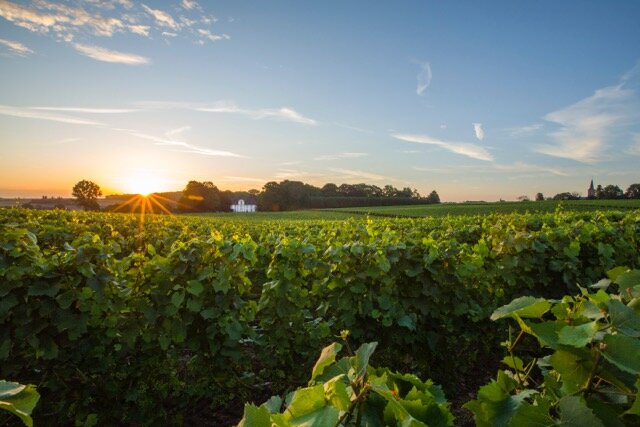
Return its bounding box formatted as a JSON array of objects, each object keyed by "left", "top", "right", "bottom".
[{"left": 1, "top": 0, "right": 639, "bottom": 201}]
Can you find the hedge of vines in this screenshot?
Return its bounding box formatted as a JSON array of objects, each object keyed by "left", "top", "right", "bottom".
[{"left": 1, "top": 208, "right": 639, "bottom": 424}]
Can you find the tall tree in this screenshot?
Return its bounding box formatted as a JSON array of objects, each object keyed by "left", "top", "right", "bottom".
[
  {"left": 179, "top": 181, "right": 225, "bottom": 212},
  {"left": 535, "top": 192, "right": 544, "bottom": 201},
  {"left": 625, "top": 183, "right": 640, "bottom": 199},
  {"left": 601, "top": 185, "right": 624, "bottom": 199},
  {"left": 426, "top": 190, "right": 440, "bottom": 204},
  {"left": 72, "top": 180, "right": 102, "bottom": 211}
]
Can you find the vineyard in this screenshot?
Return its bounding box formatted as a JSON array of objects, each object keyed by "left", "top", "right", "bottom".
[{"left": 1, "top": 207, "right": 640, "bottom": 425}]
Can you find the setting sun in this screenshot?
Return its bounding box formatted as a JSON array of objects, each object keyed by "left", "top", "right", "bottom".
[{"left": 124, "top": 173, "right": 165, "bottom": 196}]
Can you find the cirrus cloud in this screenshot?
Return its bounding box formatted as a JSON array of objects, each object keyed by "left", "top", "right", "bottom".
[
  {"left": 392, "top": 133, "right": 493, "bottom": 161},
  {"left": 73, "top": 43, "right": 149, "bottom": 65}
]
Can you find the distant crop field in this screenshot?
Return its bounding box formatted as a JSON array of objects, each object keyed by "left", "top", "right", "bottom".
[
  {"left": 321, "top": 199, "right": 640, "bottom": 217},
  {"left": 185, "top": 210, "right": 357, "bottom": 222}
]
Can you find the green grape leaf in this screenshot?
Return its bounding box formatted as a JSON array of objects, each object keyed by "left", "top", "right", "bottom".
[
  {"left": 549, "top": 349, "right": 592, "bottom": 394},
  {"left": 491, "top": 297, "right": 551, "bottom": 321},
  {"left": 528, "top": 320, "right": 564, "bottom": 349},
  {"left": 0, "top": 381, "right": 39, "bottom": 427},
  {"left": 558, "top": 321, "right": 598, "bottom": 347},
  {"left": 558, "top": 396, "right": 604, "bottom": 427},
  {"left": 238, "top": 404, "right": 271, "bottom": 427},
  {"left": 608, "top": 300, "right": 640, "bottom": 337},
  {"left": 354, "top": 342, "right": 378, "bottom": 378},
  {"left": 509, "top": 399, "right": 554, "bottom": 427},
  {"left": 602, "top": 334, "right": 640, "bottom": 375},
  {"left": 397, "top": 314, "right": 417, "bottom": 331},
  {"left": 186, "top": 280, "right": 204, "bottom": 296},
  {"left": 323, "top": 376, "right": 350, "bottom": 411},
  {"left": 311, "top": 342, "right": 342, "bottom": 381}
]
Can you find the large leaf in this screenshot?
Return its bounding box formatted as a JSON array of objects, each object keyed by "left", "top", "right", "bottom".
[
  {"left": 238, "top": 404, "right": 271, "bottom": 427},
  {"left": 558, "top": 396, "right": 605, "bottom": 427},
  {"left": 491, "top": 297, "right": 551, "bottom": 321},
  {"left": 558, "top": 322, "right": 598, "bottom": 347},
  {"left": 311, "top": 343, "right": 342, "bottom": 382},
  {"left": 462, "top": 371, "right": 534, "bottom": 427},
  {"left": 0, "top": 381, "right": 39, "bottom": 427},
  {"left": 608, "top": 300, "right": 640, "bottom": 337},
  {"left": 549, "top": 349, "right": 592, "bottom": 394},
  {"left": 509, "top": 399, "right": 554, "bottom": 427},
  {"left": 614, "top": 270, "right": 640, "bottom": 299},
  {"left": 602, "top": 334, "right": 640, "bottom": 375},
  {"left": 529, "top": 320, "right": 564, "bottom": 349},
  {"left": 354, "top": 342, "right": 378, "bottom": 378}
]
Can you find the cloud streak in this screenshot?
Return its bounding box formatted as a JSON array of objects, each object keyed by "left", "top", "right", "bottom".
[
  {"left": 197, "top": 102, "right": 317, "bottom": 125},
  {"left": 0, "top": 37, "right": 34, "bottom": 55},
  {"left": 315, "top": 152, "right": 368, "bottom": 161},
  {"left": 392, "top": 133, "right": 493, "bottom": 161},
  {"left": 0, "top": 104, "right": 101, "bottom": 125},
  {"left": 119, "top": 128, "right": 244, "bottom": 158},
  {"left": 416, "top": 62, "right": 432, "bottom": 96},
  {"left": 73, "top": 43, "right": 149, "bottom": 65},
  {"left": 33, "top": 106, "right": 137, "bottom": 113}
]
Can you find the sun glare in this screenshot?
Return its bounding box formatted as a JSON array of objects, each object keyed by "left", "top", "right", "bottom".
[{"left": 124, "top": 173, "right": 165, "bottom": 196}]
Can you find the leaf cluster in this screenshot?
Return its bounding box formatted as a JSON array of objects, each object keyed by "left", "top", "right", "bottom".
[
  {"left": 239, "top": 336, "right": 453, "bottom": 426},
  {"left": 465, "top": 268, "right": 640, "bottom": 426}
]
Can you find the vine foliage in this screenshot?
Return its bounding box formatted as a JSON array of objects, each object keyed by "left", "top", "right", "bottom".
[
  {"left": 465, "top": 267, "right": 640, "bottom": 426},
  {"left": 239, "top": 331, "right": 453, "bottom": 426}
]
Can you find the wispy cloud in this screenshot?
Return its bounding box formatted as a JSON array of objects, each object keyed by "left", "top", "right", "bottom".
[
  {"left": 73, "top": 43, "right": 149, "bottom": 65},
  {"left": 196, "top": 28, "right": 229, "bottom": 42},
  {"left": 165, "top": 125, "right": 191, "bottom": 138},
  {"left": 392, "top": 133, "right": 493, "bottom": 161},
  {"left": 416, "top": 62, "right": 432, "bottom": 96},
  {"left": 535, "top": 74, "right": 638, "bottom": 163},
  {"left": 128, "top": 24, "right": 150, "bottom": 37},
  {"left": 315, "top": 152, "right": 368, "bottom": 161},
  {"left": 0, "top": 104, "right": 101, "bottom": 125},
  {"left": 33, "top": 106, "right": 136, "bottom": 113},
  {"left": 0, "top": 37, "right": 33, "bottom": 56},
  {"left": 141, "top": 4, "right": 179, "bottom": 30},
  {"left": 473, "top": 123, "right": 484, "bottom": 141},
  {"left": 0, "top": 0, "right": 125, "bottom": 38},
  {"left": 197, "top": 102, "right": 317, "bottom": 125},
  {"left": 118, "top": 128, "right": 244, "bottom": 158},
  {"left": 0, "top": 0, "right": 229, "bottom": 61},
  {"left": 506, "top": 123, "right": 543, "bottom": 136},
  {"left": 493, "top": 162, "right": 568, "bottom": 176},
  {"left": 181, "top": 0, "right": 202, "bottom": 11}
]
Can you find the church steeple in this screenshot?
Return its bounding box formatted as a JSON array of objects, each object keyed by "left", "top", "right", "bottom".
[{"left": 588, "top": 179, "right": 596, "bottom": 199}]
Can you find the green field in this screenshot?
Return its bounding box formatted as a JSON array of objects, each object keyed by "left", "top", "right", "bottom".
[
  {"left": 320, "top": 199, "right": 640, "bottom": 217},
  {"left": 2, "top": 207, "right": 640, "bottom": 424}
]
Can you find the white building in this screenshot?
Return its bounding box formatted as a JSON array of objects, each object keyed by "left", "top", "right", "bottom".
[{"left": 230, "top": 199, "right": 257, "bottom": 213}]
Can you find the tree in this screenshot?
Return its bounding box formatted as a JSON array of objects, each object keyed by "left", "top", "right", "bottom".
[
  {"left": 625, "top": 183, "right": 640, "bottom": 199},
  {"left": 601, "top": 184, "right": 624, "bottom": 199},
  {"left": 178, "top": 181, "right": 225, "bottom": 212},
  {"left": 535, "top": 192, "right": 544, "bottom": 201},
  {"left": 517, "top": 195, "right": 530, "bottom": 202},
  {"left": 426, "top": 190, "right": 440, "bottom": 204},
  {"left": 595, "top": 184, "right": 604, "bottom": 199},
  {"left": 72, "top": 180, "right": 102, "bottom": 211}
]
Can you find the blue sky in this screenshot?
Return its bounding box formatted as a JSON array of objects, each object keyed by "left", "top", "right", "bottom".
[{"left": 1, "top": 0, "right": 639, "bottom": 201}]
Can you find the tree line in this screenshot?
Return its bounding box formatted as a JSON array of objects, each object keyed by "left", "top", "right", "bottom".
[
  {"left": 551, "top": 183, "right": 640, "bottom": 201},
  {"left": 69, "top": 179, "right": 439, "bottom": 213}
]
